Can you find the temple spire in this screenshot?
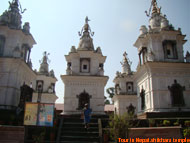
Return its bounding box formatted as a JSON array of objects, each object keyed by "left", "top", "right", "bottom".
[
  {"left": 78, "top": 16, "right": 94, "bottom": 37},
  {"left": 77, "top": 17, "right": 95, "bottom": 51},
  {"left": 152, "top": 0, "right": 160, "bottom": 15},
  {"left": 0, "top": 0, "right": 24, "bottom": 29},
  {"left": 120, "top": 52, "right": 132, "bottom": 75},
  {"left": 145, "top": 0, "right": 161, "bottom": 17},
  {"left": 39, "top": 51, "right": 50, "bottom": 75}
]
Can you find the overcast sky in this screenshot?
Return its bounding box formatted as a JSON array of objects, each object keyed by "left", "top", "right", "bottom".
[{"left": 1, "top": 0, "right": 190, "bottom": 103}]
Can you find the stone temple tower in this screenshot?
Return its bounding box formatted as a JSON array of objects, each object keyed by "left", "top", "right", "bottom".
[
  {"left": 0, "top": 0, "right": 36, "bottom": 109},
  {"left": 134, "top": 0, "right": 190, "bottom": 118},
  {"left": 112, "top": 52, "right": 137, "bottom": 115},
  {"left": 61, "top": 17, "right": 109, "bottom": 115},
  {"left": 32, "top": 52, "right": 58, "bottom": 104}
]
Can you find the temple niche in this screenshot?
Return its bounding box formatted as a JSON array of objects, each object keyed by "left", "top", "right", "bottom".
[
  {"left": 168, "top": 80, "right": 185, "bottom": 107},
  {"left": 140, "top": 88, "right": 145, "bottom": 110},
  {"left": 127, "top": 103, "right": 136, "bottom": 115},
  {"left": 77, "top": 90, "right": 91, "bottom": 110}
]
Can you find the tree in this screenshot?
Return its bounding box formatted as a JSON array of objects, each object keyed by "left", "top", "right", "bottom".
[
  {"left": 108, "top": 113, "right": 134, "bottom": 141},
  {"left": 105, "top": 99, "right": 110, "bottom": 105},
  {"left": 106, "top": 87, "right": 115, "bottom": 98}
]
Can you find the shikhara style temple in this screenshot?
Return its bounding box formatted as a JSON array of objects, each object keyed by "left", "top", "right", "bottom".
[
  {"left": 112, "top": 0, "right": 190, "bottom": 118},
  {"left": 0, "top": 0, "right": 190, "bottom": 142},
  {"left": 0, "top": 0, "right": 190, "bottom": 118},
  {"left": 61, "top": 17, "right": 109, "bottom": 115}
]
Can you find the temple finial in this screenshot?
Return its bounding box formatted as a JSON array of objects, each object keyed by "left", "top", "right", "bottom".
[
  {"left": 120, "top": 51, "right": 132, "bottom": 74},
  {"left": 78, "top": 16, "right": 94, "bottom": 37},
  {"left": 152, "top": 0, "right": 161, "bottom": 14},
  {"left": 145, "top": 0, "right": 161, "bottom": 17},
  {"left": 39, "top": 51, "right": 50, "bottom": 74},
  {"left": 85, "top": 16, "right": 90, "bottom": 24}
]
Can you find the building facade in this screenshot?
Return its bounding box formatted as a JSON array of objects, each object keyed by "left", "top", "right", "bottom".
[
  {"left": 0, "top": 0, "right": 57, "bottom": 109},
  {"left": 61, "top": 17, "right": 109, "bottom": 114},
  {"left": 0, "top": 0, "right": 36, "bottom": 109},
  {"left": 113, "top": 0, "right": 190, "bottom": 118},
  {"left": 134, "top": 0, "right": 190, "bottom": 118}
]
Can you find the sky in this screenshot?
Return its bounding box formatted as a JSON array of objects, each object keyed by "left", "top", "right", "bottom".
[{"left": 1, "top": 0, "right": 190, "bottom": 103}]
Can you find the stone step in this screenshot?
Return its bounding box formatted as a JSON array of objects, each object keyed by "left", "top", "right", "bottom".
[
  {"left": 60, "top": 141, "right": 99, "bottom": 143},
  {"left": 61, "top": 131, "right": 99, "bottom": 137},
  {"left": 63, "top": 122, "right": 98, "bottom": 128},
  {"left": 63, "top": 118, "right": 97, "bottom": 123},
  {"left": 62, "top": 127, "right": 99, "bottom": 132},
  {"left": 61, "top": 136, "right": 100, "bottom": 142},
  {"left": 58, "top": 115, "right": 102, "bottom": 143}
]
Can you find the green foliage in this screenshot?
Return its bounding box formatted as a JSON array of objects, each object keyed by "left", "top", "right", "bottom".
[
  {"left": 148, "top": 119, "right": 155, "bottom": 127},
  {"left": 183, "top": 128, "right": 190, "bottom": 138},
  {"left": 163, "top": 120, "right": 170, "bottom": 126},
  {"left": 106, "top": 87, "right": 115, "bottom": 98},
  {"left": 32, "top": 129, "right": 46, "bottom": 143},
  {"left": 173, "top": 119, "right": 180, "bottom": 126},
  {"left": 105, "top": 99, "right": 110, "bottom": 105},
  {"left": 184, "top": 120, "right": 190, "bottom": 127},
  {"left": 108, "top": 113, "right": 133, "bottom": 141}
]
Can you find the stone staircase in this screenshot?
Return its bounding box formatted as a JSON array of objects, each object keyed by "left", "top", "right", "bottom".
[{"left": 57, "top": 115, "right": 106, "bottom": 143}]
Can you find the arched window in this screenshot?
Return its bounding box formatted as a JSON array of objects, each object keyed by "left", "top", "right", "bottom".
[{"left": 0, "top": 35, "right": 6, "bottom": 56}]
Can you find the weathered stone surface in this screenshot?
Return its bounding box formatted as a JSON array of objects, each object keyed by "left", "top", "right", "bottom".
[
  {"left": 0, "top": 126, "right": 24, "bottom": 143},
  {"left": 128, "top": 126, "right": 181, "bottom": 139}
]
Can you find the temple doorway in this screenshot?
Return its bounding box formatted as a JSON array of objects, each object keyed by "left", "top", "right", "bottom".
[{"left": 77, "top": 90, "right": 91, "bottom": 110}]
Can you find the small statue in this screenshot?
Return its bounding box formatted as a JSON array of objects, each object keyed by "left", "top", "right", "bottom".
[
  {"left": 23, "top": 22, "right": 30, "bottom": 34},
  {"left": 116, "top": 71, "right": 120, "bottom": 77},
  {"left": 48, "top": 86, "right": 53, "bottom": 93},
  {"left": 115, "top": 84, "right": 121, "bottom": 95},
  {"left": 70, "top": 46, "right": 76, "bottom": 53},
  {"left": 147, "top": 50, "right": 155, "bottom": 61},
  {"left": 49, "top": 70, "right": 55, "bottom": 77},
  {"left": 96, "top": 47, "right": 102, "bottom": 54}
]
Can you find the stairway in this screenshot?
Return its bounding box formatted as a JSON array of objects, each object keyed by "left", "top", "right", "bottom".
[{"left": 58, "top": 115, "right": 101, "bottom": 143}]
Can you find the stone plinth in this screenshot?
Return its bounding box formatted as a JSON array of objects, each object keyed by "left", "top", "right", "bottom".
[
  {"left": 128, "top": 126, "right": 182, "bottom": 139},
  {"left": 0, "top": 126, "right": 25, "bottom": 143}
]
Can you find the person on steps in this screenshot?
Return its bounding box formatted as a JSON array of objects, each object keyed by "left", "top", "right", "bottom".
[{"left": 83, "top": 103, "right": 92, "bottom": 130}]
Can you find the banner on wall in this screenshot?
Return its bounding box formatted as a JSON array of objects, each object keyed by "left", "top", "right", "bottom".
[{"left": 24, "top": 102, "right": 54, "bottom": 127}]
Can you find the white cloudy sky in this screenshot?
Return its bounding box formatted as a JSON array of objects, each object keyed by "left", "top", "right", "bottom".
[{"left": 1, "top": 0, "right": 190, "bottom": 103}]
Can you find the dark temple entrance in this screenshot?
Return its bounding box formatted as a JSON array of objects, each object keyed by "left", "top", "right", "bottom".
[{"left": 76, "top": 90, "right": 91, "bottom": 110}]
